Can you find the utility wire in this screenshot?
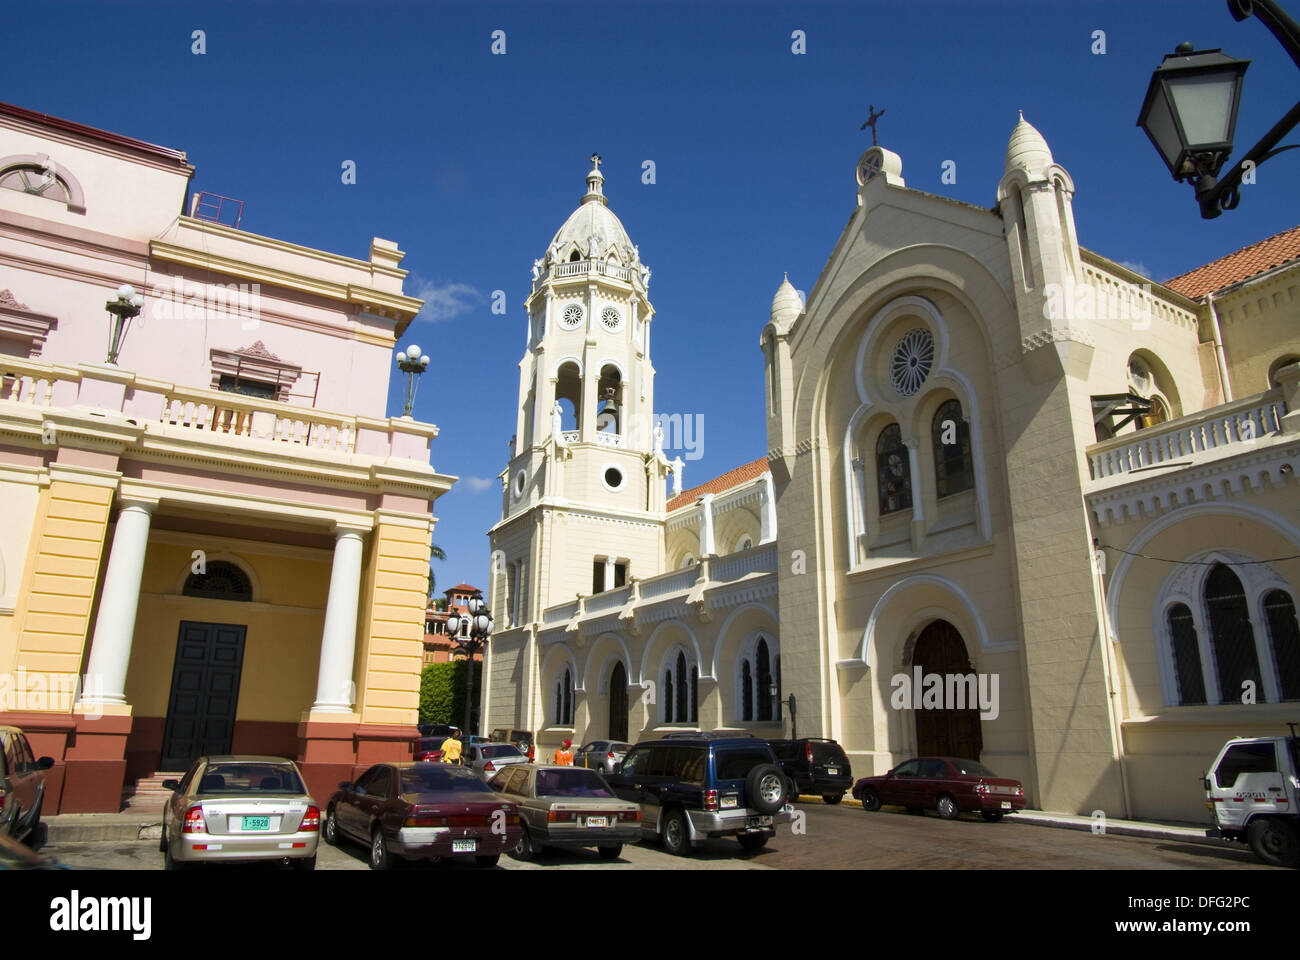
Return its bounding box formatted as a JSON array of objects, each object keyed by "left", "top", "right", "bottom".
[{"left": 1100, "top": 545, "right": 1300, "bottom": 565}]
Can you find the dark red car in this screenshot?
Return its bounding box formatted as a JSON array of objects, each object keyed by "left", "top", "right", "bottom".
[
  {"left": 413, "top": 736, "right": 447, "bottom": 762},
  {"left": 851, "top": 757, "right": 1026, "bottom": 821},
  {"left": 323, "top": 762, "right": 522, "bottom": 869}
]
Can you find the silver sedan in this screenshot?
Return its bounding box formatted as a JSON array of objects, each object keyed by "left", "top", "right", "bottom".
[
  {"left": 160, "top": 756, "right": 320, "bottom": 870},
  {"left": 572, "top": 740, "right": 630, "bottom": 774},
  {"left": 466, "top": 743, "right": 530, "bottom": 779}
]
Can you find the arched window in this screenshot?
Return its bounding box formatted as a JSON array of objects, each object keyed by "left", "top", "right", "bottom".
[
  {"left": 569, "top": 249, "right": 582, "bottom": 262},
  {"left": 739, "top": 635, "right": 780, "bottom": 723},
  {"left": 1264, "top": 590, "right": 1300, "bottom": 701},
  {"left": 741, "top": 660, "right": 753, "bottom": 722},
  {"left": 662, "top": 666, "right": 675, "bottom": 722},
  {"left": 675, "top": 651, "right": 687, "bottom": 722},
  {"left": 931, "top": 399, "right": 973, "bottom": 498},
  {"left": 1166, "top": 603, "right": 1206, "bottom": 705},
  {"left": 755, "top": 637, "right": 773, "bottom": 721},
  {"left": 875, "top": 423, "right": 911, "bottom": 515},
  {"left": 183, "top": 561, "right": 252, "bottom": 601},
  {"left": 735, "top": 534, "right": 754, "bottom": 552},
  {"left": 1205, "top": 563, "right": 1263, "bottom": 703},
  {"left": 662, "top": 648, "right": 698, "bottom": 723},
  {"left": 554, "top": 668, "right": 574, "bottom": 725}
]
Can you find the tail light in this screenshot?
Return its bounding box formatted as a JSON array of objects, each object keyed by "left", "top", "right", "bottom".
[
  {"left": 974, "top": 782, "right": 988, "bottom": 794},
  {"left": 405, "top": 805, "right": 450, "bottom": 828},
  {"left": 619, "top": 810, "right": 642, "bottom": 822},
  {"left": 548, "top": 810, "right": 576, "bottom": 822},
  {"left": 301, "top": 806, "right": 320, "bottom": 831},
  {"left": 484, "top": 761, "right": 496, "bottom": 772},
  {"left": 806, "top": 743, "right": 814, "bottom": 764},
  {"left": 607, "top": 752, "right": 615, "bottom": 760},
  {"left": 528, "top": 745, "right": 535, "bottom": 762},
  {"left": 1014, "top": 786, "right": 1024, "bottom": 796},
  {"left": 181, "top": 805, "right": 207, "bottom": 834},
  {"left": 704, "top": 789, "right": 719, "bottom": 811}
]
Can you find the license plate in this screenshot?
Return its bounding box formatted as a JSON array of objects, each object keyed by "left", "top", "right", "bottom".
[
  {"left": 242, "top": 816, "right": 271, "bottom": 831},
  {"left": 746, "top": 815, "right": 773, "bottom": 828},
  {"left": 452, "top": 839, "right": 476, "bottom": 853},
  {"left": 827, "top": 768, "right": 839, "bottom": 775},
  {"left": 1001, "top": 801, "right": 1012, "bottom": 809},
  {"left": 584, "top": 816, "right": 607, "bottom": 828},
  {"left": 721, "top": 796, "right": 738, "bottom": 809}
]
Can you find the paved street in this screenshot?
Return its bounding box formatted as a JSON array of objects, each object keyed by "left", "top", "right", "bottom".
[{"left": 39, "top": 801, "right": 1273, "bottom": 871}]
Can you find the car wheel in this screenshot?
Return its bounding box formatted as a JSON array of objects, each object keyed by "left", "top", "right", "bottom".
[
  {"left": 746, "top": 763, "right": 787, "bottom": 815},
  {"left": 1248, "top": 817, "right": 1300, "bottom": 868},
  {"left": 475, "top": 854, "right": 500, "bottom": 868},
  {"left": 292, "top": 855, "right": 317, "bottom": 871},
  {"left": 738, "top": 833, "right": 768, "bottom": 852},
  {"left": 323, "top": 806, "right": 340, "bottom": 846},
  {"left": 822, "top": 793, "right": 843, "bottom": 805},
  {"left": 661, "top": 809, "right": 689, "bottom": 856},
  {"left": 369, "top": 827, "right": 391, "bottom": 870},
  {"left": 981, "top": 810, "right": 1004, "bottom": 822},
  {"left": 860, "top": 788, "right": 881, "bottom": 812},
  {"left": 598, "top": 843, "right": 623, "bottom": 860},
  {"left": 936, "top": 794, "right": 960, "bottom": 820},
  {"left": 511, "top": 827, "right": 536, "bottom": 861}
]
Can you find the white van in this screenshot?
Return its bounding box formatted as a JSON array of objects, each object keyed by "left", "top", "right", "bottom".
[{"left": 1205, "top": 730, "right": 1300, "bottom": 867}]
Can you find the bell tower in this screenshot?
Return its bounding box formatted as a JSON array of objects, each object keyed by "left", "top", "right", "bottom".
[{"left": 490, "top": 157, "right": 673, "bottom": 630}]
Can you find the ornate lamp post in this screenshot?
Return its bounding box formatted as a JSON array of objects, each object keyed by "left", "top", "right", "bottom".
[
  {"left": 1137, "top": 0, "right": 1300, "bottom": 218},
  {"left": 395, "top": 343, "right": 430, "bottom": 417},
  {"left": 105, "top": 284, "right": 144, "bottom": 364},
  {"left": 445, "top": 592, "right": 493, "bottom": 736}
]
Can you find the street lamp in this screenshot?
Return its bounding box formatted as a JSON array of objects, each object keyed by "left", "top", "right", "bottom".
[
  {"left": 447, "top": 592, "right": 493, "bottom": 736},
  {"left": 1137, "top": 1, "right": 1300, "bottom": 218},
  {"left": 104, "top": 283, "right": 144, "bottom": 364},
  {"left": 395, "top": 343, "right": 430, "bottom": 417}
]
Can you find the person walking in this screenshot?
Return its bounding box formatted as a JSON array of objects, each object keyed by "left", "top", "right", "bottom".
[
  {"left": 552, "top": 738, "right": 574, "bottom": 766},
  {"left": 441, "top": 728, "right": 464, "bottom": 765}
]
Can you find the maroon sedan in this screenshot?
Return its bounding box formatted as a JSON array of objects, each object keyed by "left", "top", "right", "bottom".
[
  {"left": 324, "top": 762, "right": 521, "bottom": 869},
  {"left": 852, "top": 757, "right": 1026, "bottom": 821}
]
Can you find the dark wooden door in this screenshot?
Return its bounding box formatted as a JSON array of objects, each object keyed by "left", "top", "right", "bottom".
[
  {"left": 160, "top": 621, "right": 246, "bottom": 770},
  {"left": 609, "top": 661, "right": 629, "bottom": 742},
  {"left": 912, "top": 620, "right": 983, "bottom": 762}
]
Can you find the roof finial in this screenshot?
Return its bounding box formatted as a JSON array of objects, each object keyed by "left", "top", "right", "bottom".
[
  {"left": 1018, "top": 109, "right": 1025, "bottom": 122},
  {"left": 583, "top": 153, "right": 607, "bottom": 206},
  {"left": 860, "top": 104, "right": 886, "bottom": 147},
  {"left": 590, "top": 152, "right": 602, "bottom": 169}
]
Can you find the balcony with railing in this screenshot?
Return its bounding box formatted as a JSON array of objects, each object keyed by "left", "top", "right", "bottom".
[{"left": 545, "top": 258, "right": 634, "bottom": 284}]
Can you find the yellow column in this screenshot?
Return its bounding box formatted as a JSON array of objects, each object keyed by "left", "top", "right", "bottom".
[{"left": 356, "top": 518, "right": 431, "bottom": 725}]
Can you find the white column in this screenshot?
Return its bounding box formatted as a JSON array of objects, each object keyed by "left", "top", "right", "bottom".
[
  {"left": 700, "top": 493, "right": 716, "bottom": 556},
  {"left": 904, "top": 438, "right": 924, "bottom": 525},
  {"left": 604, "top": 557, "right": 616, "bottom": 593},
  {"left": 80, "top": 500, "right": 155, "bottom": 706},
  {"left": 543, "top": 291, "right": 553, "bottom": 338},
  {"left": 850, "top": 458, "right": 868, "bottom": 537},
  {"left": 311, "top": 526, "right": 367, "bottom": 713},
  {"left": 760, "top": 471, "right": 778, "bottom": 544}
]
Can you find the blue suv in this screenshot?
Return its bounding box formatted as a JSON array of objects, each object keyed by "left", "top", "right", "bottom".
[{"left": 605, "top": 733, "right": 792, "bottom": 855}]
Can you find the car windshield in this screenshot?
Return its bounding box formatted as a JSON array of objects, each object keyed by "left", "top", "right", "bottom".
[
  {"left": 535, "top": 769, "right": 614, "bottom": 798},
  {"left": 481, "top": 745, "right": 523, "bottom": 759},
  {"left": 948, "top": 759, "right": 998, "bottom": 778},
  {"left": 810, "top": 741, "right": 848, "bottom": 763},
  {"left": 417, "top": 737, "right": 447, "bottom": 750},
  {"left": 197, "top": 763, "right": 304, "bottom": 795},
  {"left": 400, "top": 765, "right": 493, "bottom": 794},
  {"left": 611, "top": 743, "right": 631, "bottom": 753}
]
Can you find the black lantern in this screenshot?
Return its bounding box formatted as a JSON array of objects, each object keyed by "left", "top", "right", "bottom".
[{"left": 1138, "top": 44, "right": 1250, "bottom": 182}]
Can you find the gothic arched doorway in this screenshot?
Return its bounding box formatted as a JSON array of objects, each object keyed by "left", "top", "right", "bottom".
[
  {"left": 608, "top": 661, "right": 628, "bottom": 742},
  {"left": 911, "top": 619, "right": 983, "bottom": 761}
]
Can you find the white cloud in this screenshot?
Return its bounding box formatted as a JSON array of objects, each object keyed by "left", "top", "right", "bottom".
[
  {"left": 1116, "top": 260, "right": 1152, "bottom": 279},
  {"left": 411, "top": 278, "right": 483, "bottom": 322},
  {"left": 460, "top": 476, "right": 497, "bottom": 493}
]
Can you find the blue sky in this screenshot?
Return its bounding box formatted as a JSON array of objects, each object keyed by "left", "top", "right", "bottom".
[{"left": 6, "top": 0, "right": 1298, "bottom": 595}]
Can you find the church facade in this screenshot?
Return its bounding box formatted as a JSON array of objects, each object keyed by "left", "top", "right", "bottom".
[{"left": 482, "top": 124, "right": 1300, "bottom": 823}]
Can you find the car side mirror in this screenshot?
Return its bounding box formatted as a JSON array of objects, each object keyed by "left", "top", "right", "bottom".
[
  {"left": 37, "top": 756, "right": 54, "bottom": 770},
  {"left": 338, "top": 780, "right": 354, "bottom": 792},
  {"left": 885, "top": 769, "right": 894, "bottom": 777},
  {"left": 162, "top": 779, "right": 180, "bottom": 791}
]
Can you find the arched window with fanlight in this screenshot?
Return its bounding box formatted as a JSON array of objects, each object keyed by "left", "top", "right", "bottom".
[
  {"left": 1264, "top": 590, "right": 1300, "bottom": 701},
  {"left": 661, "top": 648, "right": 698, "bottom": 724},
  {"left": 738, "top": 635, "right": 781, "bottom": 723},
  {"left": 1166, "top": 603, "right": 1207, "bottom": 705},
  {"left": 931, "top": 399, "right": 973, "bottom": 498},
  {"left": 183, "top": 561, "right": 253, "bottom": 601},
  {"left": 554, "top": 667, "right": 574, "bottom": 725},
  {"left": 875, "top": 423, "right": 911, "bottom": 515},
  {"left": 1205, "top": 563, "right": 1264, "bottom": 703}
]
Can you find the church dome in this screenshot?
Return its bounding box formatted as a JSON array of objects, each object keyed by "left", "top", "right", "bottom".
[
  {"left": 770, "top": 273, "right": 802, "bottom": 329},
  {"left": 547, "top": 158, "right": 636, "bottom": 263},
  {"left": 1005, "top": 112, "right": 1053, "bottom": 178}
]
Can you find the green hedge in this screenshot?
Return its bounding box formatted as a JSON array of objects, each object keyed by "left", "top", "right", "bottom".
[{"left": 419, "top": 660, "right": 482, "bottom": 731}]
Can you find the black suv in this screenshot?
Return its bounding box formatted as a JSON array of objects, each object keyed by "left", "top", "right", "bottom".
[
  {"left": 605, "top": 733, "right": 791, "bottom": 855},
  {"left": 768, "top": 738, "right": 853, "bottom": 804}
]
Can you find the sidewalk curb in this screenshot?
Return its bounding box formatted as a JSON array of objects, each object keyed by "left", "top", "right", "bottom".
[
  {"left": 44, "top": 817, "right": 162, "bottom": 844},
  {"left": 1010, "top": 812, "right": 1223, "bottom": 847}
]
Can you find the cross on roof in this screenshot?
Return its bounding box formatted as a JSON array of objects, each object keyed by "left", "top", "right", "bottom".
[
  {"left": 860, "top": 104, "right": 886, "bottom": 146},
  {"left": 590, "top": 152, "right": 602, "bottom": 169}
]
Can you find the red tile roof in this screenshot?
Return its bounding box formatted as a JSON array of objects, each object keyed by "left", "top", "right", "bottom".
[
  {"left": 666, "top": 457, "right": 769, "bottom": 512},
  {"left": 444, "top": 583, "right": 480, "bottom": 595},
  {"left": 1163, "top": 224, "right": 1300, "bottom": 300}
]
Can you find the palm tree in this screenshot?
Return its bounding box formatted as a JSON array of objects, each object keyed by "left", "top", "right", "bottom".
[{"left": 427, "top": 544, "right": 446, "bottom": 604}]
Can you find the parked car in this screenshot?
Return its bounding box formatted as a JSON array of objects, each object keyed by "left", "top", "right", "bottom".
[
  {"left": 466, "top": 743, "right": 530, "bottom": 778},
  {"left": 768, "top": 738, "right": 853, "bottom": 804},
  {"left": 159, "top": 756, "right": 320, "bottom": 870},
  {"left": 1205, "top": 730, "right": 1300, "bottom": 867},
  {"left": 0, "top": 726, "right": 54, "bottom": 846},
  {"left": 573, "top": 740, "right": 631, "bottom": 774},
  {"left": 324, "top": 762, "right": 520, "bottom": 869},
  {"left": 489, "top": 764, "right": 641, "bottom": 860},
  {"left": 604, "top": 732, "right": 792, "bottom": 855},
  {"left": 490, "top": 727, "right": 536, "bottom": 761},
  {"left": 414, "top": 736, "right": 448, "bottom": 762},
  {"left": 852, "top": 757, "right": 1026, "bottom": 821},
  {"left": 0, "top": 831, "right": 67, "bottom": 870}
]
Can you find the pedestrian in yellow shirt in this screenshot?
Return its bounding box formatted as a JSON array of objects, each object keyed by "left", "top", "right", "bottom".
[
  {"left": 553, "top": 738, "right": 574, "bottom": 766},
  {"left": 441, "top": 728, "right": 463, "bottom": 765}
]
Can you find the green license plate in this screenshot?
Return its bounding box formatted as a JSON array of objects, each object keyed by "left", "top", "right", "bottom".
[{"left": 242, "top": 816, "right": 271, "bottom": 831}]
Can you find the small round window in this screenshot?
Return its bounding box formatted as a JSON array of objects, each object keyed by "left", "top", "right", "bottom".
[
  {"left": 560, "top": 304, "right": 584, "bottom": 329},
  {"left": 602, "top": 466, "right": 625, "bottom": 491},
  {"left": 514, "top": 470, "right": 526, "bottom": 498},
  {"left": 601, "top": 307, "right": 622, "bottom": 332},
  {"left": 890, "top": 328, "right": 934, "bottom": 397}
]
